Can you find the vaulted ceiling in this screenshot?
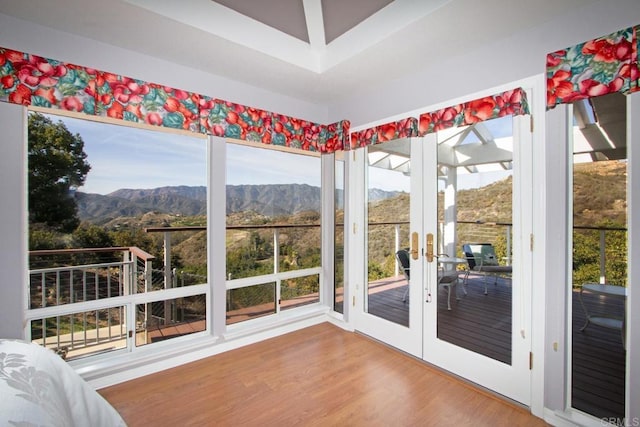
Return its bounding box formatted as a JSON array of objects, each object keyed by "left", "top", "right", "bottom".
[{"left": 0, "top": 0, "right": 596, "bottom": 104}]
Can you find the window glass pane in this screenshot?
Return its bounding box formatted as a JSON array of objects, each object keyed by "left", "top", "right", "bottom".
[
  {"left": 27, "top": 112, "right": 209, "bottom": 357},
  {"left": 226, "top": 283, "right": 276, "bottom": 324},
  {"left": 570, "top": 94, "right": 627, "bottom": 419},
  {"left": 225, "top": 143, "right": 321, "bottom": 323},
  {"left": 136, "top": 294, "right": 207, "bottom": 346},
  {"left": 281, "top": 274, "right": 320, "bottom": 310},
  {"left": 437, "top": 116, "right": 514, "bottom": 365},
  {"left": 366, "top": 141, "right": 411, "bottom": 326},
  {"left": 334, "top": 156, "right": 345, "bottom": 313}
]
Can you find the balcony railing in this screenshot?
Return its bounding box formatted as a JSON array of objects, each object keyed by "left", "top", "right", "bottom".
[
  {"left": 27, "top": 246, "right": 208, "bottom": 360},
  {"left": 28, "top": 247, "right": 153, "bottom": 358},
  {"left": 367, "top": 220, "right": 626, "bottom": 286},
  {"left": 26, "top": 221, "right": 624, "bottom": 359},
  {"left": 147, "top": 224, "right": 323, "bottom": 324}
]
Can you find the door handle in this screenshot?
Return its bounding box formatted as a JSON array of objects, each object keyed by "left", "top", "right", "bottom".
[
  {"left": 425, "top": 233, "right": 434, "bottom": 262},
  {"left": 411, "top": 232, "right": 419, "bottom": 260}
]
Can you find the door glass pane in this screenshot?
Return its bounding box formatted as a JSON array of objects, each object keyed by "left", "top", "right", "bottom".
[
  {"left": 435, "top": 116, "right": 514, "bottom": 364},
  {"left": 571, "top": 93, "right": 627, "bottom": 419},
  {"left": 334, "top": 154, "right": 345, "bottom": 314},
  {"left": 366, "top": 139, "right": 411, "bottom": 326}
]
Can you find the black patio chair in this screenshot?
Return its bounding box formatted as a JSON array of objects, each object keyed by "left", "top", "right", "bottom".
[
  {"left": 462, "top": 243, "right": 512, "bottom": 295},
  {"left": 395, "top": 249, "right": 411, "bottom": 302}
]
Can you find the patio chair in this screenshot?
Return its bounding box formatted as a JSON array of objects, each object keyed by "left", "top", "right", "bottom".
[
  {"left": 395, "top": 249, "right": 411, "bottom": 302},
  {"left": 437, "top": 254, "right": 465, "bottom": 310},
  {"left": 462, "top": 243, "right": 512, "bottom": 295}
]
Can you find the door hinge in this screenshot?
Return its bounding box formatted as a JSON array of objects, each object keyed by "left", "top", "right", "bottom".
[
  {"left": 128, "top": 330, "right": 133, "bottom": 338},
  {"left": 353, "top": 223, "right": 357, "bottom": 234},
  {"left": 352, "top": 150, "right": 356, "bottom": 161},
  {"left": 529, "top": 352, "right": 533, "bottom": 370},
  {"left": 352, "top": 296, "right": 356, "bottom": 307},
  {"left": 530, "top": 233, "right": 534, "bottom": 251},
  {"left": 530, "top": 115, "right": 534, "bottom": 133}
]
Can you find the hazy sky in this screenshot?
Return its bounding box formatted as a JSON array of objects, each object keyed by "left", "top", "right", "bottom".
[{"left": 50, "top": 114, "right": 321, "bottom": 195}]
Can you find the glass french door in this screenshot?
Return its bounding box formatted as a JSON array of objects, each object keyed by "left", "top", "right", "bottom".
[
  {"left": 422, "top": 114, "right": 532, "bottom": 405},
  {"left": 354, "top": 113, "right": 532, "bottom": 404},
  {"left": 355, "top": 137, "right": 423, "bottom": 357}
]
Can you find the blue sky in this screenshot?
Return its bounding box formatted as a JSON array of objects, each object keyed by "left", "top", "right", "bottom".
[{"left": 48, "top": 113, "right": 321, "bottom": 195}]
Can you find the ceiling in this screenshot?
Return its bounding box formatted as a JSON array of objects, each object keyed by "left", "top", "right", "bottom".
[{"left": 0, "top": 0, "right": 594, "bottom": 104}]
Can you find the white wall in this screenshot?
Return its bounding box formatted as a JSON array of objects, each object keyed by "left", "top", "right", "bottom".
[
  {"left": 329, "top": 0, "right": 640, "bottom": 127},
  {"left": 0, "top": 102, "right": 27, "bottom": 339},
  {"left": 0, "top": 13, "right": 328, "bottom": 125}
]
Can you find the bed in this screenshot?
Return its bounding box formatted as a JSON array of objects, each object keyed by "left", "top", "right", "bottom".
[{"left": 0, "top": 339, "right": 126, "bottom": 426}]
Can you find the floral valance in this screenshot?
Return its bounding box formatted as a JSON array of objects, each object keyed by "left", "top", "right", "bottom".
[
  {"left": 546, "top": 25, "right": 639, "bottom": 109},
  {"left": 349, "top": 88, "right": 529, "bottom": 149},
  {"left": 350, "top": 117, "right": 418, "bottom": 149},
  {"left": 418, "top": 88, "right": 528, "bottom": 136},
  {"left": 0, "top": 46, "right": 348, "bottom": 154}
]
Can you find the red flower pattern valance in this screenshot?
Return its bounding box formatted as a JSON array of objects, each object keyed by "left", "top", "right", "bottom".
[
  {"left": 546, "top": 25, "right": 639, "bottom": 109},
  {"left": 349, "top": 88, "right": 529, "bottom": 149},
  {"left": 0, "top": 46, "right": 348, "bottom": 154},
  {"left": 350, "top": 117, "right": 418, "bottom": 150}
]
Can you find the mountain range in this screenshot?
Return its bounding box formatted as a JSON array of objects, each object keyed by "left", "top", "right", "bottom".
[{"left": 76, "top": 184, "right": 401, "bottom": 224}]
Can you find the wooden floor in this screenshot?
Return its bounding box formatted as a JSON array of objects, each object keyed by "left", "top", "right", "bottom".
[
  {"left": 100, "top": 323, "right": 547, "bottom": 427},
  {"left": 367, "top": 275, "right": 627, "bottom": 420}
]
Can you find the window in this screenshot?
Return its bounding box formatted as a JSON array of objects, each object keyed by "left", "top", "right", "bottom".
[
  {"left": 27, "top": 111, "right": 208, "bottom": 359},
  {"left": 225, "top": 142, "right": 322, "bottom": 324}
]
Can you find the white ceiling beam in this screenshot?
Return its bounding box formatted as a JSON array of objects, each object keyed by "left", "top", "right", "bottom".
[{"left": 303, "top": 0, "right": 326, "bottom": 50}]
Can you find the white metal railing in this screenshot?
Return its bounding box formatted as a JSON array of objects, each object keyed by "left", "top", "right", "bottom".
[
  {"left": 147, "top": 225, "right": 322, "bottom": 322},
  {"left": 27, "top": 247, "right": 152, "bottom": 357},
  {"left": 368, "top": 221, "right": 625, "bottom": 285}
]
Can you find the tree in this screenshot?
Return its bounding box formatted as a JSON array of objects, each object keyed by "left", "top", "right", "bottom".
[{"left": 28, "top": 113, "right": 91, "bottom": 232}]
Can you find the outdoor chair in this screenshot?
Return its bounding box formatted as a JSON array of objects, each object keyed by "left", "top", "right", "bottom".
[
  {"left": 437, "top": 254, "right": 466, "bottom": 310},
  {"left": 462, "top": 243, "right": 512, "bottom": 295},
  {"left": 396, "top": 249, "right": 411, "bottom": 302}
]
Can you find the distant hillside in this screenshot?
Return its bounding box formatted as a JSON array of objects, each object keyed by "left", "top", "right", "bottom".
[
  {"left": 226, "top": 184, "right": 320, "bottom": 216},
  {"left": 77, "top": 184, "right": 400, "bottom": 224}
]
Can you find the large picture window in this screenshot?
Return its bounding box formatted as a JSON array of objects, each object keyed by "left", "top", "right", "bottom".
[
  {"left": 27, "top": 112, "right": 208, "bottom": 360},
  {"left": 225, "top": 142, "right": 322, "bottom": 324}
]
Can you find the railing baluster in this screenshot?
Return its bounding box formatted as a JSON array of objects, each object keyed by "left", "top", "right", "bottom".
[
  {"left": 56, "top": 315, "right": 60, "bottom": 349},
  {"left": 599, "top": 229, "right": 606, "bottom": 284},
  {"left": 56, "top": 271, "right": 60, "bottom": 306},
  {"left": 394, "top": 224, "right": 400, "bottom": 276},
  {"left": 274, "top": 229, "right": 280, "bottom": 313},
  {"left": 41, "top": 272, "right": 45, "bottom": 308}
]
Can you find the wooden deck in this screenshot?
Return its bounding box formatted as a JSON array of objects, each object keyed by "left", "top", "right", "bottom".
[{"left": 366, "top": 274, "right": 626, "bottom": 419}]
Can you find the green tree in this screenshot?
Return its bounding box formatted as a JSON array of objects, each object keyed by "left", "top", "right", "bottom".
[{"left": 28, "top": 113, "right": 91, "bottom": 232}]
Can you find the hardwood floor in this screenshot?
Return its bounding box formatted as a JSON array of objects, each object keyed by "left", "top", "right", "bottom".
[{"left": 100, "top": 323, "right": 546, "bottom": 426}]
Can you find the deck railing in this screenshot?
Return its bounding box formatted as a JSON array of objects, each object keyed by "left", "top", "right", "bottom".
[
  {"left": 147, "top": 224, "right": 323, "bottom": 324},
  {"left": 28, "top": 247, "right": 155, "bottom": 358},
  {"left": 367, "top": 220, "right": 626, "bottom": 285},
  {"left": 26, "top": 221, "right": 624, "bottom": 358}
]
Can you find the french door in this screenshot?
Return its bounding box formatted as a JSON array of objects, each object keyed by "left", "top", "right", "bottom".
[{"left": 354, "top": 113, "right": 532, "bottom": 405}]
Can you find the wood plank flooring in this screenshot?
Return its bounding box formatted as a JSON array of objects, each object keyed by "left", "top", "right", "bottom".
[{"left": 100, "top": 323, "right": 546, "bottom": 427}]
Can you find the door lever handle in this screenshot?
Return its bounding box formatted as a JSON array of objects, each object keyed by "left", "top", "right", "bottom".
[
  {"left": 411, "top": 232, "right": 419, "bottom": 260},
  {"left": 426, "top": 233, "right": 434, "bottom": 262}
]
